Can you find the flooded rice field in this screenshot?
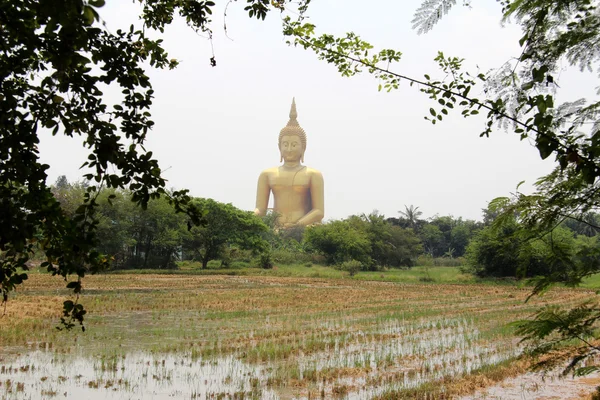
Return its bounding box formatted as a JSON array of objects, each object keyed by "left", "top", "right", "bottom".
[{"left": 0, "top": 274, "right": 596, "bottom": 398}]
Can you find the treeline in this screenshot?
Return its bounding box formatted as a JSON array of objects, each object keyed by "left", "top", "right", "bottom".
[
  {"left": 465, "top": 213, "right": 600, "bottom": 279},
  {"left": 388, "top": 205, "right": 483, "bottom": 258},
  {"left": 49, "top": 177, "right": 600, "bottom": 278},
  {"left": 51, "top": 178, "right": 267, "bottom": 269}
]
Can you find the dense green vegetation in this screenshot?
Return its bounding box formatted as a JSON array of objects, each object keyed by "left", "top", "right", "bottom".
[
  {"left": 51, "top": 177, "right": 269, "bottom": 270},
  {"left": 465, "top": 217, "right": 600, "bottom": 280},
  {"left": 48, "top": 177, "right": 600, "bottom": 286}
]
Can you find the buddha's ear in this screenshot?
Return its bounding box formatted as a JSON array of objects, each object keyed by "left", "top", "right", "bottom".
[
  {"left": 301, "top": 152, "right": 305, "bottom": 163},
  {"left": 279, "top": 142, "right": 283, "bottom": 163}
]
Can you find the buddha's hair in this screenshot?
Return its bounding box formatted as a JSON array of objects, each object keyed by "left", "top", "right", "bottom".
[{"left": 278, "top": 98, "right": 307, "bottom": 150}]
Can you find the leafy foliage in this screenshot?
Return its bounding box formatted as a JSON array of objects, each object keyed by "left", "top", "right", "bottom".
[
  {"left": 0, "top": 0, "right": 304, "bottom": 328},
  {"left": 304, "top": 212, "right": 422, "bottom": 269},
  {"left": 389, "top": 211, "right": 481, "bottom": 258},
  {"left": 512, "top": 303, "right": 600, "bottom": 376},
  {"left": 304, "top": 220, "right": 372, "bottom": 266},
  {"left": 338, "top": 259, "right": 362, "bottom": 276},
  {"left": 398, "top": 205, "right": 423, "bottom": 230},
  {"left": 283, "top": 0, "right": 600, "bottom": 185},
  {"left": 411, "top": 0, "right": 461, "bottom": 35},
  {"left": 181, "top": 198, "right": 269, "bottom": 269}
]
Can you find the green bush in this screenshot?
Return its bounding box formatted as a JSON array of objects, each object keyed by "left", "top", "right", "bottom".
[
  {"left": 310, "top": 254, "right": 327, "bottom": 265},
  {"left": 259, "top": 252, "right": 274, "bottom": 269},
  {"left": 230, "top": 261, "right": 251, "bottom": 269},
  {"left": 464, "top": 220, "right": 599, "bottom": 279},
  {"left": 206, "top": 260, "right": 221, "bottom": 269},
  {"left": 338, "top": 260, "right": 362, "bottom": 276},
  {"left": 271, "top": 249, "right": 312, "bottom": 264},
  {"left": 229, "top": 249, "right": 254, "bottom": 263}
]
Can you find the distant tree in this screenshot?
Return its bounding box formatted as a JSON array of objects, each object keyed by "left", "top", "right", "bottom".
[
  {"left": 563, "top": 212, "right": 600, "bottom": 237},
  {"left": 418, "top": 216, "right": 481, "bottom": 258},
  {"left": 54, "top": 175, "right": 70, "bottom": 191},
  {"left": 304, "top": 220, "right": 372, "bottom": 266},
  {"left": 464, "top": 218, "right": 523, "bottom": 278},
  {"left": 420, "top": 224, "right": 444, "bottom": 257},
  {"left": 182, "top": 199, "right": 268, "bottom": 269},
  {"left": 465, "top": 215, "right": 599, "bottom": 281},
  {"left": 358, "top": 212, "right": 422, "bottom": 268},
  {"left": 386, "top": 216, "right": 411, "bottom": 230},
  {"left": 127, "top": 195, "right": 184, "bottom": 269},
  {"left": 306, "top": 213, "right": 422, "bottom": 269},
  {"left": 50, "top": 178, "right": 87, "bottom": 216},
  {"left": 399, "top": 205, "right": 424, "bottom": 230},
  {"left": 482, "top": 206, "right": 501, "bottom": 226},
  {"left": 383, "top": 225, "right": 423, "bottom": 267}
]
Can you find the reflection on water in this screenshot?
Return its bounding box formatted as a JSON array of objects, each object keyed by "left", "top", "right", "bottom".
[
  {"left": 0, "top": 317, "right": 520, "bottom": 399},
  {"left": 1, "top": 351, "right": 277, "bottom": 399}
]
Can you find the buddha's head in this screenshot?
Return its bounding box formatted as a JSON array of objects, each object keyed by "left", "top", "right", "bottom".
[{"left": 278, "top": 98, "right": 307, "bottom": 164}]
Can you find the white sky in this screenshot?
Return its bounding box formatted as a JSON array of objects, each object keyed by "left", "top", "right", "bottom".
[{"left": 40, "top": 0, "right": 591, "bottom": 222}]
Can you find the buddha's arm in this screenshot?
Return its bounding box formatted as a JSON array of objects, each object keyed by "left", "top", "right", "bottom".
[
  {"left": 297, "top": 171, "right": 324, "bottom": 226},
  {"left": 254, "top": 171, "right": 270, "bottom": 216}
]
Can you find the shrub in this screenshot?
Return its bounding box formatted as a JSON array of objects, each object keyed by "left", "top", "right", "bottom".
[
  {"left": 416, "top": 255, "right": 433, "bottom": 267},
  {"left": 206, "top": 260, "right": 221, "bottom": 269},
  {"left": 338, "top": 260, "right": 362, "bottom": 276},
  {"left": 464, "top": 221, "right": 594, "bottom": 279},
  {"left": 233, "top": 249, "right": 254, "bottom": 262},
  {"left": 259, "top": 252, "right": 274, "bottom": 269},
  {"left": 310, "top": 254, "right": 327, "bottom": 265},
  {"left": 230, "top": 261, "right": 251, "bottom": 269}
]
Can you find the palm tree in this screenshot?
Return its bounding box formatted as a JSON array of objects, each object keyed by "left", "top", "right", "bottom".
[{"left": 399, "top": 205, "right": 423, "bottom": 230}]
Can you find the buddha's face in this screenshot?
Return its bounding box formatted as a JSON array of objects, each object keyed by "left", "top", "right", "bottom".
[{"left": 279, "top": 135, "right": 304, "bottom": 163}]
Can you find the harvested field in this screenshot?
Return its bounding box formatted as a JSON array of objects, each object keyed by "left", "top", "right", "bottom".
[{"left": 0, "top": 273, "right": 596, "bottom": 398}]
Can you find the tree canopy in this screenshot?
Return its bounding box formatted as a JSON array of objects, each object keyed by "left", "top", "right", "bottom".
[{"left": 0, "top": 0, "right": 307, "bottom": 328}]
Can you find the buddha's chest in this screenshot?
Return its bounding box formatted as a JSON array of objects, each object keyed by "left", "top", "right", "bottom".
[{"left": 268, "top": 170, "right": 310, "bottom": 189}]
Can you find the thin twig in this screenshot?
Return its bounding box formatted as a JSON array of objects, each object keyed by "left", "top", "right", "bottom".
[{"left": 287, "top": 26, "right": 600, "bottom": 171}]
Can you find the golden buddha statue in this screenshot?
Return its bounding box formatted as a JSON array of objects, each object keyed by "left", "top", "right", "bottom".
[{"left": 254, "top": 98, "right": 324, "bottom": 227}]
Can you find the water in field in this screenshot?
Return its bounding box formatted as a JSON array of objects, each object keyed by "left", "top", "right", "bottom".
[
  {"left": 1, "top": 350, "right": 278, "bottom": 399},
  {"left": 0, "top": 317, "right": 520, "bottom": 399},
  {"left": 4, "top": 275, "right": 596, "bottom": 398}
]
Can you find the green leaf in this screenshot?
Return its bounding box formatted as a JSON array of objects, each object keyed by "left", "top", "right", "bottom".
[
  {"left": 518, "top": 32, "right": 528, "bottom": 47},
  {"left": 82, "top": 6, "right": 95, "bottom": 25}
]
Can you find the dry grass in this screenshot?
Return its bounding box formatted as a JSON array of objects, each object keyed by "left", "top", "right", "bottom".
[{"left": 1, "top": 273, "right": 596, "bottom": 398}]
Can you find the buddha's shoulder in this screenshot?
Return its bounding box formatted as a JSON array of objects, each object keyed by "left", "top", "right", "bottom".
[
  {"left": 258, "top": 167, "right": 280, "bottom": 178},
  {"left": 304, "top": 167, "right": 323, "bottom": 177}
]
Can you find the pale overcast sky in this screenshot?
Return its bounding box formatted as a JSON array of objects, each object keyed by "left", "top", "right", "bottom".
[{"left": 40, "top": 0, "right": 591, "bottom": 222}]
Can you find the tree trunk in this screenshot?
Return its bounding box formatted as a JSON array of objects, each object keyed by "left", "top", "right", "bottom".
[{"left": 143, "top": 236, "right": 152, "bottom": 268}]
